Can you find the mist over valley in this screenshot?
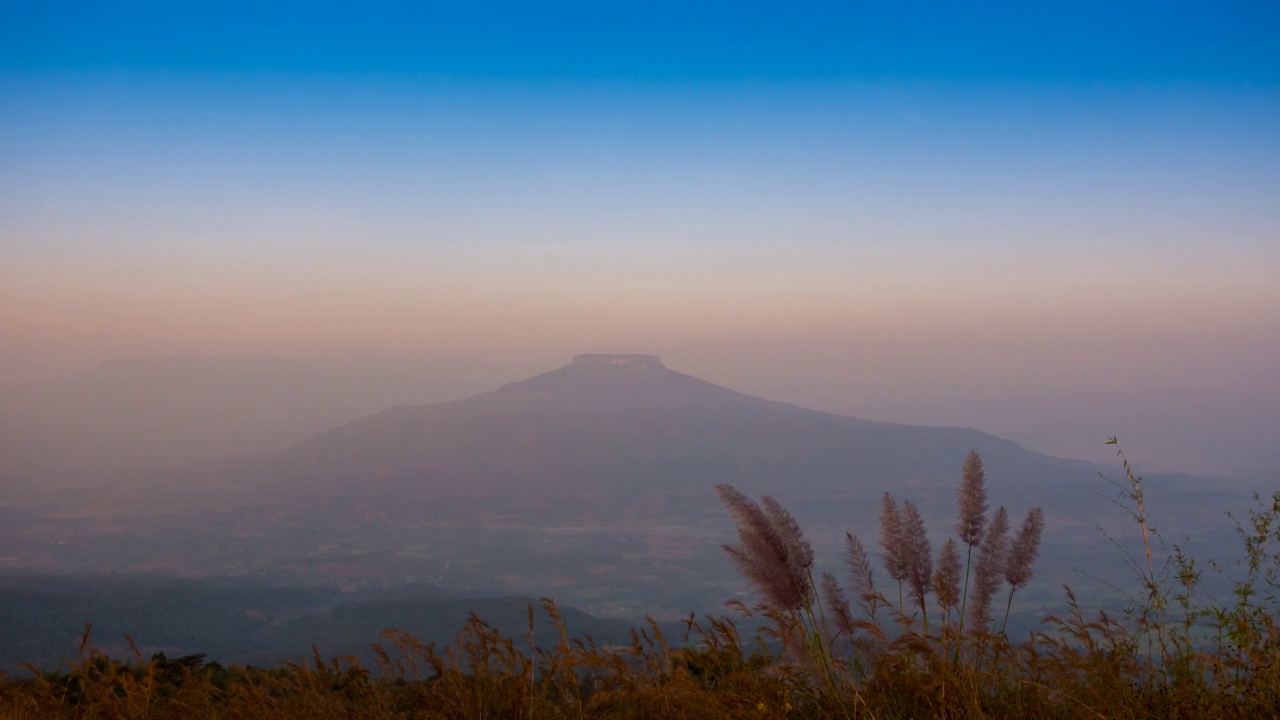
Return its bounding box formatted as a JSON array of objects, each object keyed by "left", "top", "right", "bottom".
[{"left": 1, "top": 353, "right": 1268, "bottom": 671}]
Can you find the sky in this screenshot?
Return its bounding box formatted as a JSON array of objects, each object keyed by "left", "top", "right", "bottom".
[{"left": 2, "top": 2, "right": 1278, "bottom": 474}]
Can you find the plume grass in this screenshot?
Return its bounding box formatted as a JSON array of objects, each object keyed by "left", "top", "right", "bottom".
[{"left": 4, "top": 446, "right": 1279, "bottom": 719}]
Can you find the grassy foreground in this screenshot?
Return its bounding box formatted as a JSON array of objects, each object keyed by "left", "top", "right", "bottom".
[{"left": 2, "top": 450, "right": 1278, "bottom": 719}]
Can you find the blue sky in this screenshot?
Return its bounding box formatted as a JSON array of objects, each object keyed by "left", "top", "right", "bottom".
[
  {"left": 2, "top": 2, "right": 1278, "bottom": 473},
  {"left": 3, "top": 2, "right": 1277, "bottom": 81}
]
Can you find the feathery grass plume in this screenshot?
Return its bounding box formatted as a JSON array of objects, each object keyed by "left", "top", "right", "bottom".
[
  {"left": 822, "top": 572, "right": 856, "bottom": 636},
  {"left": 718, "top": 487, "right": 852, "bottom": 708},
  {"left": 1001, "top": 507, "right": 1045, "bottom": 634},
  {"left": 956, "top": 451, "right": 989, "bottom": 548},
  {"left": 968, "top": 505, "right": 1009, "bottom": 632},
  {"left": 716, "top": 484, "right": 810, "bottom": 612},
  {"left": 955, "top": 450, "right": 989, "bottom": 638},
  {"left": 879, "top": 492, "right": 907, "bottom": 611},
  {"left": 845, "top": 532, "right": 880, "bottom": 620},
  {"left": 761, "top": 494, "right": 816, "bottom": 579},
  {"left": 935, "top": 538, "right": 962, "bottom": 625},
  {"left": 900, "top": 500, "right": 933, "bottom": 624},
  {"left": 1006, "top": 507, "right": 1045, "bottom": 591},
  {"left": 759, "top": 494, "right": 848, "bottom": 693}
]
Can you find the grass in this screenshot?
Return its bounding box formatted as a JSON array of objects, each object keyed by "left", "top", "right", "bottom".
[{"left": 1, "top": 446, "right": 1278, "bottom": 719}]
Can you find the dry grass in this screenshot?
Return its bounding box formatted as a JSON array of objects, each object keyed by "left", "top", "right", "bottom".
[{"left": 3, "top": 447, "right": 1278, "bottom": 719}]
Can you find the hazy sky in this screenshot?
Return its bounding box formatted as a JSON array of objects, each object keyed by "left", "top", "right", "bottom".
[{"left": 2, "top": 2, "right": 1278, "bottom": 473}]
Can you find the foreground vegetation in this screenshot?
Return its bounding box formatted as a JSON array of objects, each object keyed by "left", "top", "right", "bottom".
[{"left": 2, "top": 446, "right": 1277, "bottom": 719}]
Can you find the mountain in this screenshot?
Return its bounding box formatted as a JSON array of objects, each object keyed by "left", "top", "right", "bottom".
[
  {"left": 234, "top": 354, "right": 1101, "bottom": 520},
  {"left": 5, "top": 354, "right": 1254, "bottom": 619}
]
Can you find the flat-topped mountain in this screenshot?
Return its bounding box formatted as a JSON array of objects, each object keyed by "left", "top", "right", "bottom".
[
  {"left": 463, "top": 354, "right": 771, "bottom": 412},
  {"left": 234, "top": 355, "right": 1096, "bottom": 518},
  {"left": 6, "top": 354, "right": 1245, "bottom": 617}
]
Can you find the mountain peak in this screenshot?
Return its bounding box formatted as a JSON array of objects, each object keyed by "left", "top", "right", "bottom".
[
  {"left": 473, "top": 353, "right": 755, "bottom": 412},
  {"left": 558, "top": 354, "right": 672, "bottom": 385},
  {"left": 569, "top": 354, "right": 666, "bottom": 371}
]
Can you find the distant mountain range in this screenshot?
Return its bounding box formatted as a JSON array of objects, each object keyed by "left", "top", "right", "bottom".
[{"left": 0, "top": 356, "right": 535, "bottom": 491}]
